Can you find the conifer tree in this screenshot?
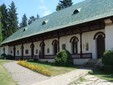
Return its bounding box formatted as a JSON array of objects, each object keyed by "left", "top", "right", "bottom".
[
  {"left": 20, "top": 14, "right": 27, "bottom": 28},
  {"left": 56, "top": 0, "right": 73, "bottom": 11},
  {"left": 8, "top": 1, "right": 18, "bottom": 35},
  {"left": 0, "top": 4, "right": 9, "bottom": 39}
]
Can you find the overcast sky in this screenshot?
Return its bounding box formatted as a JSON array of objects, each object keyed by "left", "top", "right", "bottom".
[{"left": 0, "top": 0, "right": 84, "bottom": 23}]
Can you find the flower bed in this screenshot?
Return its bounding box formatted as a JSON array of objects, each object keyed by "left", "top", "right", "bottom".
[{"left": 18, "top": 61, "right": 51, "bottom": 76}]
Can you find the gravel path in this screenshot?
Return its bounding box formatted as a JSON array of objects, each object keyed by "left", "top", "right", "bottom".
[
  {"left": 3, "top": 61, "right": 49, "bottom": 85},
  {"left": 70, "top": 73, "right": 113, "bottom": 85}
]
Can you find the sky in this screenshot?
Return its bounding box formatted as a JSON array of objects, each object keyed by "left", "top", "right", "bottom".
[{"left": 0, "top": 0, "right": 84, "bottom": 23}]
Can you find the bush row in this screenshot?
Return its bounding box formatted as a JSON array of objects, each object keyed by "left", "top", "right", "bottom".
[
  {"left": 0, "top": 54, "right": 15, "bottom": 60},
  {"left": 18, "top": 61, "right": 51, "bottom": 76}
]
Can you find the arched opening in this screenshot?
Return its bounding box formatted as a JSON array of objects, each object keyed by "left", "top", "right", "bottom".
[
  {"left": 39, "top": 41, "right": 45, "bottom": 59},
  {"left": 70, "top": 36, "right": 79, "bottom": 54},
  {"left": 52, "top": 40, "right": 58, "bottom": 55},
  {"left": 30, "top": 43, "right": 34, "bottom": 58},
  {"left": 94, "top": 32, "right": 105, "bottom": 58}
]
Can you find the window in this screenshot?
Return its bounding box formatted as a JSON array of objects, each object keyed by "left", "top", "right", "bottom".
[
  {"left": 17, "top": 51, "right": 19, "bottom": 55},
  {"left": 42, "top": 20, "right": 49, "bottom": 25},
  {"left": 86, "top": 43, "right": 89, "bottom": 51},
  {"left": 62, "top": 44, "right": 66, "bottom": 50},
  {"left": 47, "top": 48, "right": 49, "bottom": 53},
  {"left": 70, "top": 36, "right": 79, "bottom": 54},
  {"left": 3, "top": 48, "right": 5, "bottom": 54},
  {"left": 72, "top": 41, "right": 78, "bottom": 54},
  {"left": 36, "top": 49, "right": 38, "bottom": 54},
  {"left": 25, "top": 49, "right": 29, "bottom": 54},
  {"left": 73, "top": 8, "right": 81, "bottom": 15}
]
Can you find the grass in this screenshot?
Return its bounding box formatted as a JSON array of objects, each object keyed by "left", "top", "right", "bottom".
[
  {"left": 27, "top": 61, "right": 76, "bottom": 76},
  {"left": 0, "top": 59, "right": 17, "bottom": 85},
  {"left": 89, "top": 69, "right": 113, "bottom": 82}
]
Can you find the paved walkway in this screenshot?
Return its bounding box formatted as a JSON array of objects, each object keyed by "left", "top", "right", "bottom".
[
  {"left": 32, "top": 68, "right": 90, "bottom": 85},
  {"left": 3, "top": 61, "right": 49, "bottom": 85},
  {"left": 70, "top": 74, "right": 113, "bottom": 85},
  {"left": 3, "top": 61, "right": 112, "bottom": 85}
]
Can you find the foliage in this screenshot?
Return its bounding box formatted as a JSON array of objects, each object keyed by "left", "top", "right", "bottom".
[
  {"left": 0, "top": 54, "right": 6, "bottom": 59},
  {"left": 8, "top": 1, "right": 18, "bottom": 35},
  {"left": 0, "top": 4, "right": 9, "bottom": 40},
  {"left": 6, "top": 55, "right": 15, "bottom": 60},
  {"left": 0, "top": 1, "right": 18, "bottom": 40},
  {"left": 28, "top": 14, "right": 39, "bottom": 25},
  {"left": 20, "top": 14, "right": 27, "bottom": 28},
  {"left": 102, "top": 50, "right": 113, "bottom": 73},
  {"left": 0, "top": 12, "right": 3, "bottom": 42},
  {"left": 102, "top": 50, "right": 113, "bottom": 66},
  {"left": 18, "top": 61, "right": 51, "bottom": 76},
  {"left": 55, "top": 50, "right": 73, "bottom": 66},
  {"left": 56, "top": 0, "right": 73, "bottom": 11}
]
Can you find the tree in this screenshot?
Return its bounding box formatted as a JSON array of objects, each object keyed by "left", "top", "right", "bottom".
[
  {"left": 20, "top": 14, "right": 27, "bottom": 28},
  {"left": 8, "top": 1, "right": 18, "bottom": 36},
  {"left": 0, "top": 4, "right": 9, "bottom": 40},
  {"left": 56, "top": 0, "right": 73, "bottom": 11},
  {"left": 28, "top": 14, "right": 39, "bottom": 25},
  {"left": 0, "top": 10, "right": 3, "bottom": 42}
]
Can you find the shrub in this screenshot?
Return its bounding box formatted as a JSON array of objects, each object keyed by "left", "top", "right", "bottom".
[
  {"left": 18, "top": 61, "right": 51, "bottom": 76},
  {"left": 55, "top": 50, "right": 73, "bottom": 66},
  {"left": 102, "top": 50, "right": 113, "bottom": 73},
  {"left": 102, "top": 50, "right": 113, "bottom": 66},
  {"left": 0, "top": 54, "right": 6, "bottom": 59},
  {"left": 6, "top": 55, "right": 15, "bottom": 60}
]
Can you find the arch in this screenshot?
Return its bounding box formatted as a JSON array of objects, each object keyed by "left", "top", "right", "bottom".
[
  {"left": 40, "top": 41, "right": 45, "bottom": 47},
  {"left": 93, "top": 32, "right": 105, "bottom": 40},
  {"left": 39, "top": 41, "right": 45, "bottom": 58},
  {"left": 70, "top": 36, "right": 79, "bottom": 43},
  {"left": 30, "top": 43, "right": 35, "bottom": 58},
  {"left": 52, "top": 40, "right": 58, "bottom": 55},
  {"left": 52, "top": 39, "right": 58, "bottom": 45},
  {"left": 70, "top": 36, "right": 79, "bottom": 54}
]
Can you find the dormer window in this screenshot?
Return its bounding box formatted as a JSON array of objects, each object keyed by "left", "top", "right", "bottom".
[
  {"left": 42, "top": 20, "right": 49, "bottom": 25},
  {"left": 23, "top": 27, "right": 27, "bottom": 32},
  {"left": 73, "top": 8, "right": 81, "bottom": 15}
]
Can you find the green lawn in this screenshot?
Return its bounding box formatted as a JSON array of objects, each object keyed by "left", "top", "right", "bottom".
[
  {"left": 89, "top": 69, "right": 113, "bottom": 82},
  {"left": 0, "top": 59, "right": 17, "bottom": 85},
  {"left": 28, "top": 61, "right": 76, "bottom": 76}
]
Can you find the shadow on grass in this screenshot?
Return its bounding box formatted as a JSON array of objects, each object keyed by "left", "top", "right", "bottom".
[{"left": 89, "top": 69, "right": 113, "bottom": 82}]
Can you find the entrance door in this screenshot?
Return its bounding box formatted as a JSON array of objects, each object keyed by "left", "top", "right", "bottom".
[{"left": 96, "top": 35, "right": 105, "bottom": 58}]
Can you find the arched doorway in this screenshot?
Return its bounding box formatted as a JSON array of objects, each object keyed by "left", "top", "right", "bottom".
[
  {"left": 52, "top": 40, "right": 58, "bottom": 55},
  {"left": 20, "top": 45, "right": 24, "bottom": 59},
  {"left": 39, "top": 41, "right": 45, "bottom": 59},
  {"left": 94, "top": 32, "right": 105, "bottom": 59},
  {"left": 30, "top": 43, "right": 34, "bottom": 58},
  {"left": 70, "top": 36, "right": 79, "bottom": 54}
]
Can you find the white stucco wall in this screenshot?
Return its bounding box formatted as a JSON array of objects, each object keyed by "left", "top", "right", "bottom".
[
  {"left": 82, "top": 29, "right": 105, "bottom": 59},
  {"left": 15, "top": 45, "right": 21, "bottom": 56},
  {"left": 44, "top": 38, "right": 58, "bottom": 55},
  {"left": 60, "top": 34, "right": 80, "bottom": 54},
  {"left": 34, "top": 41, "right": 41, "bottom": 56},
  {"left": 24, "top": 43, "right": 31, "bottom": 56},
  {"left": 8, "top": 46, "right": 13, "bottom": 56},
  {"left": 105, "top": 25, "right": 113, "bottom": 50},
  {"left": 0, "top": 45, "right": 9, "bottom": 55}
]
